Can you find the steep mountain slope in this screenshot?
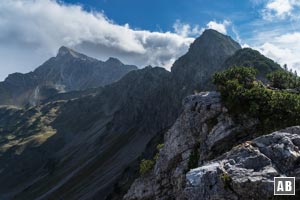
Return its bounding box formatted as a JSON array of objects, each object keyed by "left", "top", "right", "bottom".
[
  {"left": 171, "top": 29, "right": 241, "bottom": 93},
  {"left": 0, "top": 67, "right": 177, "bottom": 200},
  {"left": 0, "top": 30, "right": 282, "bottom": 200},
  {"left": 0, "top": 47, "right": 137, "bottom": 107}
]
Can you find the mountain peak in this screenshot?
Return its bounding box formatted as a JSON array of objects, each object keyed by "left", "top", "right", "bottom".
[
  {"left": 189, "top": 29, "right": 241, "bottom": 52},
  {"left": 105, "top": 57, "right": 123, "bottom": 66},
  {"left": 57, "top": 46, "right": 74, "bottom": 56},
  {"left": 202, "top": 29, "right": 224, "bottom": 35},
  {"left": 202, "top": 29, "right": 223, "bottom": 35},
  {"left": 56, "top": 46, "right": 88, "bottom": 60},
  {"left": 171, "top": 29, "right": 241, "bottom": 92}
]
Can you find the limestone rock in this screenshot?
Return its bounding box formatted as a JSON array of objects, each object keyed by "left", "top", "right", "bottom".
[{"left": 185, "top": 129, "right": 300, "bottom": 200}]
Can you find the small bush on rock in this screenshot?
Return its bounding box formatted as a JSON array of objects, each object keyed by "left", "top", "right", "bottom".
[
  {"left": 220, "top": 172, "right": 232, "bottom": 190},
  {"left": 139, "top": 159, "right": 155, "bottom": 175}
]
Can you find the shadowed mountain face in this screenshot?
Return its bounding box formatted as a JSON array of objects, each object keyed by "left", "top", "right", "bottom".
[
  {"left": 0, "top": 67, "right": 176, "bottom": 200},
  {"left": 0, "top": 47, "right": 137, "bottom": 107},
  {"left": 172, "top": 29, "right": 242, "bottom": 93},
  {"left": 0, "top": 30, "right": 282, "bottom": 200}
]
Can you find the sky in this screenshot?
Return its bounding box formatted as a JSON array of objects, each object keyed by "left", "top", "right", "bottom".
[{"left": 0, "top": 0, "right": 299, "bottom": 80}]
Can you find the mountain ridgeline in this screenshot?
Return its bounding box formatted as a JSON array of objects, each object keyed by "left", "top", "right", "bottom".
[
  {"left": 224, "top": 48, "right": 282, "bottom": 81},
  {"left": 0, "top": 46, "right": 137, "bottom": 107},
  {"left": 0, "top": 30, "right": 287, "bottom": 200}
]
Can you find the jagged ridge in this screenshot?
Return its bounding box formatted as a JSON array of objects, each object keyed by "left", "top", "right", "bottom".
[{"left": 0, "top": 47, "right": 137, "bottom": 106}]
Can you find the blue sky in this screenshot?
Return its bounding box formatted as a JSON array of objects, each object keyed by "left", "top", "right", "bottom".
[
  {"left": 0, "top": 0, "right": 299, "bottom": 80},
  {"left": 60, "top": 0, "right": 298, "bottom": 44},
  {"left": 63, "top": 0, "right": 253, "bottom": 32},
  {"left": 62, "top": 0, "right": 256, "bottom": 39}
]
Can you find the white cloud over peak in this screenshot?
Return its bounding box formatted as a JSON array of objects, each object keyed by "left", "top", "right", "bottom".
[
  {"left": 173, "top": 20, "right": 230, "bottom": 37},
  {"left": 206, "top": 20, "right": 230, "bottom": 34},
  {"left": 0, "top": 0, "right": 196, "bottom": 80},
  {"left": 173, "top": 20, "right": 203, "bottom": 37},
  {"left": 0, "top": 0, "right": 234, "bottom": 81}
]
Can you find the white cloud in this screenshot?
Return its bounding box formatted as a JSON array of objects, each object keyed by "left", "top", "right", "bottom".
[
  {"left": 0, "top": 0, "right": 242, "bottom": 82},
  {"left": 267, "top": 0, "right": 293, "bottom": 16},
  {"left": 0, "top": 0, "right": 196, "bottom": 80},
  {"left": 262, "top": 0, "right": 300, "bottom": 20},
  {"left": 256, "top": 32, "right": 300, "bottom": 71},
  {"left": 173, "top": 19, "right": 230, "bottom": 37},
  {"left": 173, "top": 20, "right": 202, "bottom": 37},
  {"left": 206, "top": 20, "right": 230, "bottom": 34},
  {"left": 231, "top": 25, "right": 242, "bottom": 44},
  {"left": 248, "top": 0, "right": 300, "bottom": 73}
]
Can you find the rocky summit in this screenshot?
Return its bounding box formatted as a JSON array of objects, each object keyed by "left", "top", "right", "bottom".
[
  {"left": 0, "top": 29, "right": 299, "bottom": 200},
  {"left": 171, "top": 29, "right": 241, "bottom": 93}
]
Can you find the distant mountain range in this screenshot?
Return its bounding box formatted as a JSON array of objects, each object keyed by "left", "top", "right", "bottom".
[
  {"left": 0, "top": 30, "right": 284, "bottom": 200},
  {"left": 0, "top": 46, "right": 137, "bottom": 106}
]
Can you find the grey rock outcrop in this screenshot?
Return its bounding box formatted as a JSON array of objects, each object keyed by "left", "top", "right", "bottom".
[
  {"left": 185, "top": 129, "right": 300, "bottom": 199},
  {"left": 124, "top": 92, "right": 258, "bottom": 200},
  {"left": 125, "top": 92, "right": 300, "bottom": 200}
]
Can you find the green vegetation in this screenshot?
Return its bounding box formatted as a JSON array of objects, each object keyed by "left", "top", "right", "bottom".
[
  {"left": 156, "top": 143, "right": 164, "bottom": 151},
  {"left": 0, "top": 105, "right": 59, "bottom": 154},
  {"left": 220, "top": 172, "right": 232, "bottom": 190},
  {"left": 267, "top": 69, "right": 300, "bottom": 90},
  {"left": 139, "top": 143, "right": 164, "bottom": 175},
  {"left": 224, "top": 48, "right": 282, "bottom": 79},
  {"left": 213, "top": 66, "right": 300, "bottom": 133},
  {"left": 139, "top": 159, "right": 155, "bottom": 175},
  {"left": 154, "top": 143, "right": 164, "bottom": 161}
]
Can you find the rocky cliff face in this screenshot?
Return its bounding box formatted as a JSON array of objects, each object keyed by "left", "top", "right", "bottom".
[
  {"left": 125, "top": 92, "right": 300, "bottom": 200},
  {"left": 0, "top": 46, "right": 137, "bottom": 106}
]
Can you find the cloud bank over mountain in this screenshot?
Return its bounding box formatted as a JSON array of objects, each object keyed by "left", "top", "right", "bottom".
[
  {"left": 0, "top": 0, "right": 299, "bottom": 80},
  {"left": 0, "top": 0, "right": 195, "bottom": 80}
]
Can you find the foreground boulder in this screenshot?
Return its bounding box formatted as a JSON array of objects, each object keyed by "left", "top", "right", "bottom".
[{"left": 185, "top": 127, "right": 300, "bottom": 199}]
